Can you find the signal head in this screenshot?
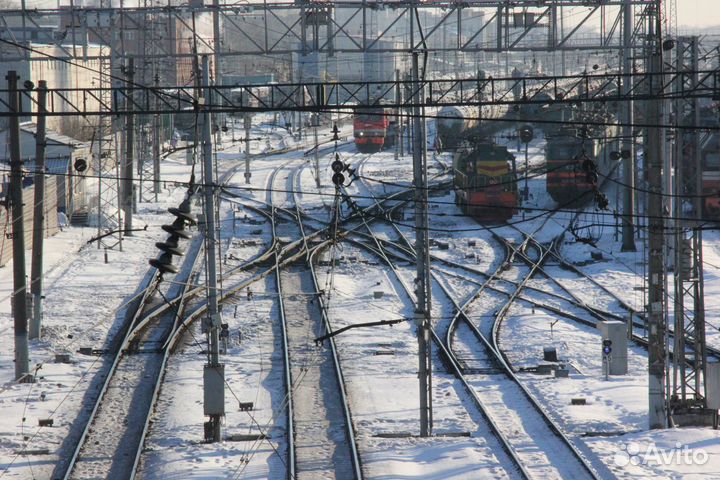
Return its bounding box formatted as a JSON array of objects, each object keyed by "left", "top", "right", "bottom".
[
  {"left": 74, "top": 158, "right": 88, "bottom": 173},
  {"left": 331, "top": 159, "right": 344, "bottom": 173},
  {"left": 332, "top": 172, "right": 345, "bottom": 186},
  {"left": 518, "top": 125, "right": 534, "bottom": 144}
]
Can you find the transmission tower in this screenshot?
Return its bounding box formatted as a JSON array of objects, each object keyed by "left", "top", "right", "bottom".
[
  {"left": 670, "top": 36, "right": 709, "bottom": 425},
  {"left": 139, "top": 2, "right": 163, "bottom": 203},
  {"left": 93, "top": 8, "right": 123, "bottom": 250}
]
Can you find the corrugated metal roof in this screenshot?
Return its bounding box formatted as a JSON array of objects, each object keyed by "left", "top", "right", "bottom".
[
  {"left": 20, "top": 122, "right": 88, "bottom": 149},
  {"left": 24, "top": 157, "right": 71, "bottom": 175}
]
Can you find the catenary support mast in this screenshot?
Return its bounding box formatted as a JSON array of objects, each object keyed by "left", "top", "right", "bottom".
[
  {"left": 201, "top": 55, "right": 224, "bottom": 443},
  {"left": 621, "top": 0, "right": 637, "bottom": 252},
  {"left": 646, "top": 0, "right": 667, "bottom": 429},
  {"left": 29, "top": 80, "right": 47, "bottom": 339},
  {"left": 7, "top": 70, "right": 29, "bottom": 380}
]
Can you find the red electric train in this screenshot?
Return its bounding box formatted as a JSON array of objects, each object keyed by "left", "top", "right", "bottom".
[
  {"left": 545, "top": 118, "right": 617, "bottom": 206},
  {"left": 353, "top": 106, "right": 397, "bottom": 153}
]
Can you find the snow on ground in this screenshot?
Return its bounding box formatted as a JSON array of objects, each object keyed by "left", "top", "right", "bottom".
[
  {"left": 2, "top": 113, "right": 720, "bottom": 479},
  {"left": 0, "top": 209, "right": 173, "bottom": 479},
  {"left": 319, "top": 241, "right": 515, "bottom": 479},
  {"left": 0, "top": 117, "right": 338, "bottom": 479},
  {"left": 495, "top": 134, "right": 720, "bottom": 479}
]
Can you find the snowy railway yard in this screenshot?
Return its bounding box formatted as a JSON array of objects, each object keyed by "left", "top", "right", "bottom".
[{"left": 1, "top": 120, "right": 720, "bottom": 480}]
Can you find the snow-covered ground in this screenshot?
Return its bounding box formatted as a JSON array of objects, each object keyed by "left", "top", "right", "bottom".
[{"left": 1, "top": 117, "right": 720, "bottom": 479}]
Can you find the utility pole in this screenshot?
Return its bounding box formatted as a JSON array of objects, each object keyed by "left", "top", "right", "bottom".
[
  {"left": 30, "top": 80, "right": 47, "bottom": 340},
  {"left": 395, "top": 69, "right": 401, "bottom": 161},
  {"left": 123, "top": 58, "right": 134, "bottom": 235},
  {"left": 411, "top": 17, "right": 432, "bottom": 435},
  {"left": 313, "top": 114, "right": 320, "bottom": 188},
  {"left": 153, "top": 74, "right": 161, "bottom": 202},
  {"left": 7, "top": 71, "right": 29, "bottom": 380},
  {"left": 244, "top": 113, "right": 251, "bottom": 184},
  {"left": 201, "top": 55, "right": 224, "bottom": 443},
  {"left": 621, "top": 0, "right": 636, "bottom": 252},
  {"left": 212, "top": 0, "right": 223, "bottom": 146},
  {"left": 646, "top": 0, "right": 667, "bottom": 429}
]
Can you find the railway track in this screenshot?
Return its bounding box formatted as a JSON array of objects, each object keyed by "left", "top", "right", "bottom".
[
  {"left": 54, "top": 139, "right": 346, "bottom": 479},
  {"left": 61, "top": 231, "right": 203, "bottom": 480},
  {"left": 278, "top": 160, "right": 362, "bottom": 479},
  {"left": 343, "top": 156, "right": 604, "bottom": 478},
  {"left": 223, "top": 157, "right": 363, "bottom": 479}
]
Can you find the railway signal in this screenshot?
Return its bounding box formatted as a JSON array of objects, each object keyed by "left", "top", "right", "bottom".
[
  {"left": 603, "top": 339, "right": 612, "bottom": 381},
  {"left": 603, "top": 339, "right": 613, "bottom": 356},
  {"left": 73, "top": 158, "right": 87, "bottom": 173},
  {"left": 331, "top": 153, "right": 356, "bottom": 187},
  {"left": 331, "top": 155, "right": 345, "bottom": 187},
  {"left": 518, "top": 125, "right": 534, "bottom": 201}
]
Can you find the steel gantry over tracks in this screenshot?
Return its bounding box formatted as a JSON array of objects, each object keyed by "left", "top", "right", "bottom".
[
  {"left": 0, "top": 69, "right": 718, "bottom": 118},
  {"left": 0, "top": 0, "right": 659, "bottom": 62}
]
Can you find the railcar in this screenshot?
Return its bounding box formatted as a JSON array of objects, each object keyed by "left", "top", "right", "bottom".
[
  {"left": 545, "top": 120, "right": 617, "bottom": 205},
  {"left": 453, "top": 142, "right": 519, "bottom": 222},
  {"left": 353, "top": 106, "right": 397, "bottom": 153},
  {"left": 437, "top": 104, "right": 511, "bottom": 151},
  {"left": 437, "top": 106, "right": 479, "bottom": 150}
]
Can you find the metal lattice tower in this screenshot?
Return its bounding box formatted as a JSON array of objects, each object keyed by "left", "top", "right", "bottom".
[
  {"left": 670, "top": 36, "right": 708, "bottom": 418},
  {"left": 666, "top": 0, "right": 677, "bottom": 39},
  {"left": 139, "top": 123, "right": 156, "bottom": 202},
  {"left": 138, "top": 2, "right": 163, "bottom": 203},
  {"left": 93, "top": 11, "right": 123, "bottom": 250}
]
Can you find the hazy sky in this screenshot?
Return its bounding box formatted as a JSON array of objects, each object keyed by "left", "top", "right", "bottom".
[{"left": 677, "top": 0, "right": 720, "bottom": 29}]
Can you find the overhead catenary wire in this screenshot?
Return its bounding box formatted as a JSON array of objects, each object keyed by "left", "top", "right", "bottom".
[{"left": 1, "top": 35, "right": 720, "bottom": 129}]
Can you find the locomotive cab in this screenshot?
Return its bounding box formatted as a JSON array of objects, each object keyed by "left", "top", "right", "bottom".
[
  {"left": 354, "top": 107, "right": 389, "bottom": 153},
  {"left": 454, "top": 143, "right": 519, "bottom": 222}
]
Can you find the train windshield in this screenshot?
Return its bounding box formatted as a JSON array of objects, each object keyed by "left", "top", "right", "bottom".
[
  {"left": 356, "top": 108, "right": 385, "bottom": 121},
  {"left": 705, "top": 152, "right": 720, "bottom": 170}
]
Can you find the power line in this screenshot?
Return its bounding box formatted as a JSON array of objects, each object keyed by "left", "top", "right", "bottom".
[{"left": 4, "top": 163, "right": 720, "bottom": 226}]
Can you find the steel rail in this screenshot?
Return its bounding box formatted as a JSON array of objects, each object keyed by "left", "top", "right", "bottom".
[
  {"left": 268, "top": 163, "right": 296, "bottom": 480},
  {"left": 343, "top": 230, "right": 530, "bottom": 479},
  {"left": 351, "top": 155, "right": 600, "bottom": 478},
  {"left": 128, "top": 235, "right": 204, "bottom": 479},
  {"left": 344, "top": 164, "right": 529, "bottom": 476},
  {"left": 58, "top": 267, "right": 161, "bottom": 480},
  {"left": 62, "top": 138, "right": 303, "bottom": 478},
  {"left": 287, "top": 154, "right": 363, "bottom": 479}
]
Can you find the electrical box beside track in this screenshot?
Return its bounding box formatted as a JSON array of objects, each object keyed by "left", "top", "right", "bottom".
[
  {"left": 597, "top": 320, "right": 628, "bottom": 375},
  {"left": 707, "top": 363, "right": 720, "bottom": 410},
  {"left": 203, "top": 364, "right": 225, "bottom": 416}
]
